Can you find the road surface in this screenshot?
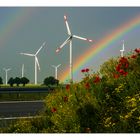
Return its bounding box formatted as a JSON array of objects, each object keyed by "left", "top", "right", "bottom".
[{"left": 0, "top": 100, "right": 44, "bottom": 119}]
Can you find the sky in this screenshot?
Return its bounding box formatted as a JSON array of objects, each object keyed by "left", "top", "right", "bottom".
[{"left": 0, "top": 7, "right": 140, "bottom": 84}]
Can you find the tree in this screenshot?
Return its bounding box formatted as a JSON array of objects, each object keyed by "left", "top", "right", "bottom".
[
  {"left": 0, "top": 77, "right": 3, "bottom": 87},
  {"left": 8, "top": 77, "right": 15, "bottom": 87},
  {"left": 20, "top": 77, "right": 30, "bottom": 86},
  {"left": 43, "top": 76, "right": 59, "bottom": 86},
  {"left": 14, "top": 77, "right": 21, "bottom": 87}
]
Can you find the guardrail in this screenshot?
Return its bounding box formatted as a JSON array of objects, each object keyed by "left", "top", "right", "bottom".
[{"left": 0, "top": 115, "right": 43, "bottom": 120}]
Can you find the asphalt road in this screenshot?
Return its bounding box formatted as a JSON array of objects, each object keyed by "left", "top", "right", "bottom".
[{"left": 0, "top": 100, "right": 44, "bottom": 119}]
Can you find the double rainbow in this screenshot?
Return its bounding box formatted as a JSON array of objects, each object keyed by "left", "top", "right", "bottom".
[{"left": 0, "top": 8, "right": 34, "bottom": 47}]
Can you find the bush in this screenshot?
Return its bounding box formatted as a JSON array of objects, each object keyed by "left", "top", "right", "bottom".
[
  {"left": 43, "top": 76, "right": 59, "bottom": 86},
  {"left": 2, "top": 48, "right": 140, "bottom": 133}
]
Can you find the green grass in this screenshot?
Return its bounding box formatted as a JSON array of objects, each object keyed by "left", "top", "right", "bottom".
[
  {"left": 0, "top": 84, "right": 43, "bottom": 88},
  {"left": 0, "top": 92, "right": 49, "bottom": 101},
  {"left": 0, "top": 84, "right": 61, "bottom": 88}
]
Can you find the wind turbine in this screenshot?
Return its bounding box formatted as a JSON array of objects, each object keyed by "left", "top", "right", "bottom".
[
  {"left": 20, "top": 41, "right": 46, "bottom": 85},
  {"left": 120, "top": 40, "right": 125, "bottom": 57},
  {"left": 56, "top": 15, "right": 93, "bottom": 83},
  {"left": 21, "top": 64, "right": 24, "bottom": 77},
  {"left": 51, "top": 64, "right": 61, "bottom": 80},
  {"left": 3, "top": 68, "right": 11, "bottom": 85}
]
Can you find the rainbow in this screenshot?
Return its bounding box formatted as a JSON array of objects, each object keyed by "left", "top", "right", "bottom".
[
  {"left": 60, "top": 14, "right": 140, "bottom": 82},
  {"left": 0, "top": 8, "right": 34, "bottom": 47}
]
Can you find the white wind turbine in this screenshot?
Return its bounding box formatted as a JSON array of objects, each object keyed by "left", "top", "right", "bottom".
[
  {"left": 20, "top": 42, "right": 46, "bottom": 85},
  {"left": 21, "top": 64, "right": 24, "bottom": 77},
  {"left": 120, "top": 40, "right": 125, "bottom": 57},
  {"left": 51, "top": 64, "right": 61, "bottom": 80},
  {"left": 56, "top": 15, "right": 93, "bottom": 82},
  {"left": 3, "top": 68, "right": 11, "bottom": 85}
]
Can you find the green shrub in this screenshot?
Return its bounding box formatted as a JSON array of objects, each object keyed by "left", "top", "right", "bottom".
[{"left": 1, "top": 48, "right": 140, "bottom": 133}]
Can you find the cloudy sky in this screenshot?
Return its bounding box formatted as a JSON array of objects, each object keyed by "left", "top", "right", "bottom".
[{"left": 0, "top": 7, "right": 140, "bottom": 83}]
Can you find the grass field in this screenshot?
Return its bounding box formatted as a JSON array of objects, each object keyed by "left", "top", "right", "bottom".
[{"left": 0, "top": 92, "right": 49, "bottom": 101}]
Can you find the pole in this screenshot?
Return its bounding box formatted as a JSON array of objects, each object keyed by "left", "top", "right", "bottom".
[
  {"left": 55, "top": 67, "right": 57, "bottom": 80},
  {"left": 35, "top": 58, "right": 37, "bottom": 85},
  {"left": 69, "top": 40, "right": 73, "bottom": 83},
  {"left": 5, "top": 71, "right": 7, "bottom": 85},
  {"left": 22, "top": 64, "right": 24, "bottom": 77}
]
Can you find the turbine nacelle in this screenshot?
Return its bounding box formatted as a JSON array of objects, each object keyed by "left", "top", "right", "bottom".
[{"left": 51, "top": 64, "right": 61, "bottom": 69}]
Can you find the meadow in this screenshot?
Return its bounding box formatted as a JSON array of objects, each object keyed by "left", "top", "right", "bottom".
[{"left": 0, "top": 48, "right": 140, "bottom": 133}]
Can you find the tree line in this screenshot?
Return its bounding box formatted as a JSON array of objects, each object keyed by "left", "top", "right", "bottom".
[{"left": 0, "top": 76, "right": 59, "bottom": 87}]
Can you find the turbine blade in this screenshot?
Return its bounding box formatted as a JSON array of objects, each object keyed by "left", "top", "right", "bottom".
[
  {"left": 64, "top": 15, "right": 71, "bottom": 35},
  {"left": 20, "top": 53, "right": 34, "bottom": 56},
  {"left": 35, "top": 57, "right": 40, "bottom": 70},
  {"left": 57, "top": 64, "right": 61, "bottom": 68},
  {"left": 35, "top": 42, "right": 46, "bottom": 55},
  {"left": 56, "top": 37, "right": 70, "bottom": 53},
  {"left": 73, "top": 35, "right": 93, "bottom": 42}
]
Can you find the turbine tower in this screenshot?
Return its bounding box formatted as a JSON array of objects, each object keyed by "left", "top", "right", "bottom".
[
  {"left": 56, "top": 15, "right": 93, "bottom": 83},
  {"left": 3, "top": 68, "right": 11, "bottom": 85},
  {"left": 21, "top": 64, "right": 24, "bottom": 77},
  {"left": 120, "top": 40, "right": 125, "bottom": 57},
  {"left": 20, "top": 41, "right": 46, "bottom": 85},
  {"left": 51, "top": 64, "right": 61, "bottom": 80}
]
